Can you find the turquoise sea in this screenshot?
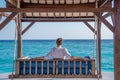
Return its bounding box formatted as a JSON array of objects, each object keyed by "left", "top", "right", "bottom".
[{"left": 0, "top": 40, "right": 114, "bottom": 73}]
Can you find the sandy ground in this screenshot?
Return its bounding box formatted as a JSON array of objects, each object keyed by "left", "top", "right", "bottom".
[{"left": 0, "top": 72, "right": 114, "bottom": 80}]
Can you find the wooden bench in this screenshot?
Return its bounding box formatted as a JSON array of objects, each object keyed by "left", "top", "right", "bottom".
[{"left": 9, "top": 58, "right": 97, "bottom": 78}]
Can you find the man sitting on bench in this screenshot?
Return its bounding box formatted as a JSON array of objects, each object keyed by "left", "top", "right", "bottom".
[{"left": 44, "top": 38, "right": 71, "bottom": 59}]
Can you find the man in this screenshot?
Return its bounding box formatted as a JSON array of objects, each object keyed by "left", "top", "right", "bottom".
[{"left": 44, "top": 38, "right": 71, "bottom": 59}]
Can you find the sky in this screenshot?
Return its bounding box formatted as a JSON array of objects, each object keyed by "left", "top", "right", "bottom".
[{"left": 0, "top": 0, "right": 113, "bottom": 40}]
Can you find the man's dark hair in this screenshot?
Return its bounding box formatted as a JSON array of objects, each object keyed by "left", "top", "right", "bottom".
[{"left": 56, "top": 38, "right": 63, "bottom": 45}]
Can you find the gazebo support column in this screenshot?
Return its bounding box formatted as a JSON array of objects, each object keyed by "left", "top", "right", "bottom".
[
  {"left": 17, "top": 15, "right": 22, "bottom": 58},
  {"left": 96, "top": 16, "right": 101, "bottom": 77},
  {"left": 17, "top": 0, "right": 22, "bottom": 58},
  {"left": 114, "top": 0, "right": 120, "bottom": 80},
  {"left": 97, "top": 19, "right": 101, "bottom": 77}
]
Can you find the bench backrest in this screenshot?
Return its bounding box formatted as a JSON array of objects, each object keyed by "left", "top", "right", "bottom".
[{"left": 16, "top": 59, "right": 95, "bottom": 76}]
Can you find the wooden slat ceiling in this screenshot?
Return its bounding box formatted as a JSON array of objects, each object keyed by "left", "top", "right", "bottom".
[
  {"left": 22, "top": 0, "right": 96, "bottom": 4},
  {"left": 24, "top": 12, "right": 94, "bottom": 18},
  {"left": 21, "top": 0, "right": 97, "bottom": 18},
  {"left": 5, "top": 0, "right": 110, "bottom": 21}
]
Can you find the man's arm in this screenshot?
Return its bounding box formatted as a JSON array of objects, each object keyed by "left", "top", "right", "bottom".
[
  {"left": 64, "top": 48, "right": 71, "bottom": 59},
  {"left": 44, "top": 49, "right": 53, "bottom": 59}
]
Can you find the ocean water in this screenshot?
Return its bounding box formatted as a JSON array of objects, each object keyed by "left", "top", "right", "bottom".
[{"left": 0, "top": 40, "right": 114, "bottom": 73}]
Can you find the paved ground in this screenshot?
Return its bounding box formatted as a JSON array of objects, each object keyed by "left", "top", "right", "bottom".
[{"left": 0, "top": 72, "right": 114, "bottom": 80}]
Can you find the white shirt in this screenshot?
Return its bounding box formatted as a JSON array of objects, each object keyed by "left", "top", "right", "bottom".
[{"left": 44, "top": 47, "right": 71, "bottom": 59}]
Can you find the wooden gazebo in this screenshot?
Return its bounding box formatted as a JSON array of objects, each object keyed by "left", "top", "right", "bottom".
[{"left": 0, "top": 0, "right": 120, "bottom": 80}]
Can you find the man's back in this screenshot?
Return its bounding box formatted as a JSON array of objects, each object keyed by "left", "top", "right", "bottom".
[{"left": 44, "top": 47, "right": 71, "bottom": 59}]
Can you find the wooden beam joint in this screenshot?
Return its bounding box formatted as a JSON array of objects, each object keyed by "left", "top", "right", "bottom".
[
  {"left": 0, "top": 12, "right": 18, "bottom": 30},
  {"left": 83, "top": 21, "right": 96, "bottom": 34},
  {"left": 94, "top": 12, "right": 114, "bottom": 33},
  {"left": 22, "top": 22, "right": 35, "bottom": 35}
]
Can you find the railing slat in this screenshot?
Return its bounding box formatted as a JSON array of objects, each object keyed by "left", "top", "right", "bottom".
[
  {"left": 56, "top": 60, "right": 58, "bottom": 75},
  {"left": 41, "top": 60, "right": 43, "bottom": 74},
  {"left": 74, "top": 60, "right": 76, "bottom": 74},
  {"left": 47, "top": 60, "right": 49, "bottom": 74},
  {"left": 80, "top": 61, "right": 81, "bottom": 75},
  {"left": 35, "top": 61, "right": 37, "bottom": 74},
  {"left": 86, "top": 61, "right": 88, "bottom": 75},
  {"left": 62, "top": 60, "right": 64, "bottom": 75},
  {"left": 29, "top": 61, "right": 31, "bottom": 75},
  {"left": 23, "top": 61, "right": 25, "bottom": 75},
  {"left": 68, "top": 61, "right": 70, "bottom": 74},
  {"left": 53, "top": 60, "right": 55, "bottom": 75}
]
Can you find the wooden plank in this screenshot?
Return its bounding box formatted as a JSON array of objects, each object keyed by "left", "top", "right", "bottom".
[
  {"left": 0, "top": 7, "right": 115, "bottom": 12},
  {"left": 114, "top": 0, "right": 120, "bottom": 80},
  {"left": 22, "top": 22, "right": 35, "bottom": 35},
  {"left": 10, "top": 74, "right": 98, "bottom": 78},
  {"left": 83, "top": 21, "right": 96, "bottom": 34},
  {"left": 0, "top": 12, "right": 17, "bottom": 30},
  {"left": 21, "top": 18, "right": 95, "bottom": 22},
  {"left": 94, "top": 12, "right": 114, "bottom": 33}
]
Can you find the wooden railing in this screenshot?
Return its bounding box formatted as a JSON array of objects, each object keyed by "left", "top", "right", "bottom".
[{"left": 10, "top": 58, "right": 97, "bottom": 78}]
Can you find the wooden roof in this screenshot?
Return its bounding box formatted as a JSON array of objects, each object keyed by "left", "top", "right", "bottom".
[{"left": 5, "top": 0, "right": 112, "bottom": 22}]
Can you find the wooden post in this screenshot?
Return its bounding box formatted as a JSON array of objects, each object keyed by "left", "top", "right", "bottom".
[
  {"left": 114, "top": 0, "right": 120, "bottom": 80},
  {"left": 96, "top": 15, "right": 102, "bottom": 77},
  {"left": 17, "top": 0, "right": 22, "bottom": 58},
  {"left": 92, "top": 60, "right": 95, "bottom": 75},
  {"left": 15, "top": 60, "right": 19, "bottom": 75}
]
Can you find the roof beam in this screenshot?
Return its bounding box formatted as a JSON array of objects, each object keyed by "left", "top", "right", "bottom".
[
  {"left": 0, "top": 7, "right": 115, "bottom": 12},
  {"left": 6, "top": 0, "right": 17, "bottom": 7},
  {"left": 21, "top": 18, "right": 95, "bottom": 22},
  {"left": 20, "top": 3, "right": 95, "bottom": 8},
  {"left": 94, "top": 12, "right": 114, "bottom": 33},
  {"left": 2, "top": 12, "right": 16, "bottom": 20},
  {"left": 22, "top": 22, "right": 35, "bottom": 35},
  {"left": 0, "top": 12, "right": 18, "bottom": 30},
  {"left": 83, "top": 21, "right": 96, "bottom": 34},
  {"left": 98, "top": 0, "right": 112, "bottom": 8}
]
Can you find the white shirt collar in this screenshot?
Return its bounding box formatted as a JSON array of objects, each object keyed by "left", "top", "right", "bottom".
[{"left": 56, "top": 46, "right": 62, "bottom": 48}]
